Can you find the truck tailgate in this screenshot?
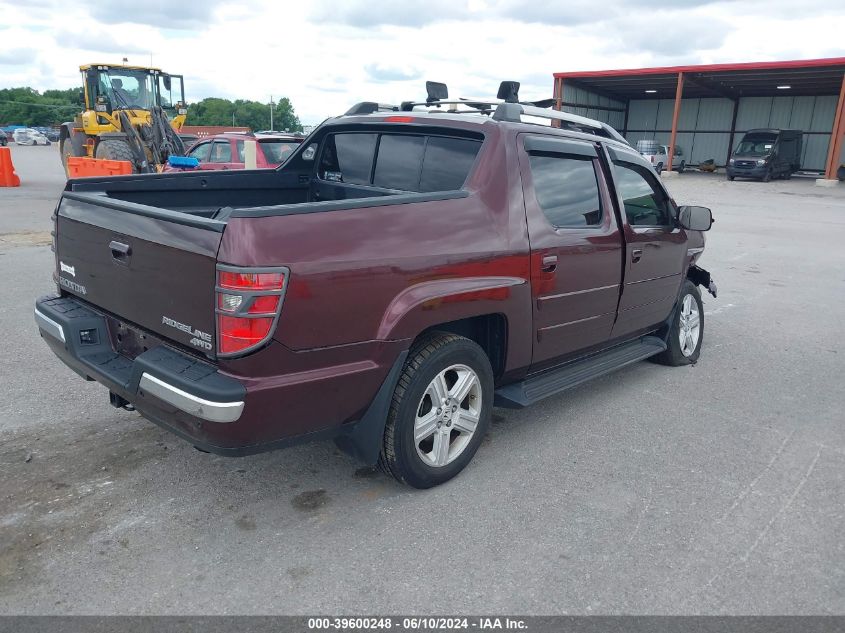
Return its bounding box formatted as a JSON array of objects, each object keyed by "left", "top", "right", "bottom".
[{"left": 55, "top": 192, "right": 225, "bottom": 357}]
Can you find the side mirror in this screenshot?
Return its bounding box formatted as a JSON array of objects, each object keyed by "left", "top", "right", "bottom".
[
  {"left": 163, "top": 75, "right": 172, "bottom": 91},
  {"left": 678, "top": 205, "right": 713, "bottom": 231}
]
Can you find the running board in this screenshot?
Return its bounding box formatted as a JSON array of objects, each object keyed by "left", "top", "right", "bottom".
[{"left": 494, "top": 336, "right": 666, "bottom": 409}]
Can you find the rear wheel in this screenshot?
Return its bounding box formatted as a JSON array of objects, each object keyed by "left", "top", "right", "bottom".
[
  {"left": 678, "top": 160, "right": 686, "bottom": 173},
  {"left": 379, "top": 333, "right": 493, "bottom": 488},
  {"left": 656, "top": 162, "right": 664, "bottom": 174},
  {"left": 95, "top": 139, "right": 136, "bottom": 166},
  {"left": 653, "top": 279, "right": 704, "bottom": 366}
]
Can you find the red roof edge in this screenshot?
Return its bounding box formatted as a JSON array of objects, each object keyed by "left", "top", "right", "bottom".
[{"left": 553, "top": 57, "right": 845, "bottom": 79}]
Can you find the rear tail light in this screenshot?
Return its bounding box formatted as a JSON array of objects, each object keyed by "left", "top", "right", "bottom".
[{"left": 215, "top": 265, "right": 289, "bottom": 357}]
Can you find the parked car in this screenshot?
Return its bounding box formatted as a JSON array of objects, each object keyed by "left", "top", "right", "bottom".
[
  {"left": 176, "top": 132, "right": 303, "bottom": 171},
  {"left": 13, "top": 128, "right": 51, "bottom": 146},
  {"left": 636, "top": 139, "right": 685, "bottom": 174},
  {"left": 727, "top": 129, "right": 802, "bottom": 182},
  {"left": 0, "top": 130, "right": 7, "bottom": 146},
  {"left": 35, "top": 98, "right": 716, "bottom": 489}
]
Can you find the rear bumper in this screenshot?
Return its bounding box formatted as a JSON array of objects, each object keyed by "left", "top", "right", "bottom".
[
  {"left": 35, "top": 294, "right": 246, "bottom": 424},
  {"left": 35, "top": 294, "right": 405, "bottom": 460}
]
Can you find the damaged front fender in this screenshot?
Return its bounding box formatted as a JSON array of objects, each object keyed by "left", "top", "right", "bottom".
[{"left": 688, "top": 265, "right": 717, "bottom": 298}]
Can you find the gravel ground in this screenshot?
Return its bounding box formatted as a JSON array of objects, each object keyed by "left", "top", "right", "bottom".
[{"left": 1, "top": 144, "right": 843, "bottom": 614}]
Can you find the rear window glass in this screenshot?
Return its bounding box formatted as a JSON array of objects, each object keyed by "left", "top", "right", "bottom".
[
  {"left": 320, "top": 133, "right": 377, "bottom": 184},
  {"left": 528, "top": 154, "right": 602, "bottom": 227},
  {"left": 319, "top": 132, "right": 481, "bottom": 192},
  {"left": 260, "top": 140, "right": 301, "bottom": 164},
  {"left": 420, "top": 137, "right": 482, "bottom": 192},
  {"left": 373, "top": 135, "right": 426, "bottom": 191}
]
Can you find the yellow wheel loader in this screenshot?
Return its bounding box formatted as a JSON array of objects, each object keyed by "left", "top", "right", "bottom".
[{"left": 60, "top": 63, "right": 189, "bottom": 175}]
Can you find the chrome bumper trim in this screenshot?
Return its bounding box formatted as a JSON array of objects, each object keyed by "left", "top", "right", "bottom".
[
  {"left": 34, "top": 308, "right": 66, "bottom": 343},
  {"left": 139, "top": 372, "right": 244, "bottom": 424}
]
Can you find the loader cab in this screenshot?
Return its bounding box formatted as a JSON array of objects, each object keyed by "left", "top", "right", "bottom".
[{"left": 80, "top": 65, "right": 186, "bottom": 120}]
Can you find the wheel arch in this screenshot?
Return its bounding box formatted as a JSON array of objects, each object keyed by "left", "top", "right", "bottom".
[{"left": 375, "top": 276, "right": 531, "bottom": 379}]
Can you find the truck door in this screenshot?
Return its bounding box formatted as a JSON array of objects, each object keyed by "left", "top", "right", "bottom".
[
  {"left": 606, "top": 147, "right": 688, "bottom": 339},
  {"left": 518, "top": 134, "right": 625, "bottom": 370}
]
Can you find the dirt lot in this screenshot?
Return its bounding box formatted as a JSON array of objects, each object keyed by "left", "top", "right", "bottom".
[{"left": 1, "top": 144, "right": 843, "bottom": 614}]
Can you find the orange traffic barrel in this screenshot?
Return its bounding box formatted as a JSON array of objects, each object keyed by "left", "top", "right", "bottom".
[
  {"left": 67, "top": 157, "right": 133, "bottom": 178},
  {"left": 0, "top": 147, "right": 21, "bottom": 187}
]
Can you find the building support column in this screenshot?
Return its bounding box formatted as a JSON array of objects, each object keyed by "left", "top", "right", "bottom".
[
  {"left": 667, "top": 72, "right": 684, "bottom": 172},
  {"left": 823, "top": 72, "right": 845, "bottom": 180},
  {"left": 726, "top": 98, "right": 740, "bottom": 167},
  {"left": 552, "top": 77, "right": 564, "bottom": 128}
]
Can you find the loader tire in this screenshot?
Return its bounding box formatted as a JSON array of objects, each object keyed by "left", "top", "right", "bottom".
[{"left": 95, "top": 139, "right": 136, "bottom": 168}]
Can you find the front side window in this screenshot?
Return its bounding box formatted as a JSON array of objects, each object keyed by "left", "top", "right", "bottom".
[
  {"left": 528, "top": 154, "right": 603, "bottom": 227},
  {"left": 612, "top": 161, "right": 673, "bottom": 226},
  {"left": 188, "top": 142, "right": 211, "bottom": 162}
]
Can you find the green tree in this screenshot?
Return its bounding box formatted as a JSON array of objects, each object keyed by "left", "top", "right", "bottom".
[
  {"left": 0, "top": 87, "right": 81, "bottom": 126},
  {"left": 186, "top": 96, "right": 302, "bottom": 132}
]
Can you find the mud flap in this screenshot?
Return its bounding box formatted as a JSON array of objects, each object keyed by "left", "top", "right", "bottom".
[
  {"left": 334, "top": 350, "right": 409, "bottom": 465},
  {"left": 688, "top": 265, "right": 717, "bottom": 298}
]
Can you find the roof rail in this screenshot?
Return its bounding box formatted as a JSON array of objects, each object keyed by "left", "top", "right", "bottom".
[{"left": 493, "top": 103, "right": 630, "bottom": 145}]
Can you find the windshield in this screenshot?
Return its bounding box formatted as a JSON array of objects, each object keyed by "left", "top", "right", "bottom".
[
  {"left": 100, "top": 69, "right": 156, "bottom": 110},
  {"left": 736, "top": 137, "right": 775, "bottom": 157},
  {"left": 259, "top": 139, "right": 302, "bottom": 164}
]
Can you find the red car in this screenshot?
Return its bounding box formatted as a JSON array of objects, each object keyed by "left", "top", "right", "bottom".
[{"left": 181, "top": 132, "right": 303, "bottom": 170}]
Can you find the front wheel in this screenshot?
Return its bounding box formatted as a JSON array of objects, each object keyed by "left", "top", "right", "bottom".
[
  {"left": 379, "top": 333, "right": 493, "bottom": 488},
  {"left": 678, "top": 160, "right": 686, "bottom": 173},
  {"left": 656, "top": 162, "right": 664, "bottom": 174},
  {"left": 653, "top": 279, "right": 704, "bottom": 366}
]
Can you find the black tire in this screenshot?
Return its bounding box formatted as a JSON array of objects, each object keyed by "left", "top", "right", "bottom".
[
  {"left": 378, "top": 333, "right": 493, "bottom": 489},
  {"left": 653, "top": 279, "right": 704, "bottom": 366},
  {"left": 656, "top": 162, "right": 664, "bottom": 174},
  {"left": 678, "top": 161, "right": 686, "bottom": 173},
  {"left": 727, "top": 175, "right": 735, "bottom": 181},
  {"left": 95, "top": 139, "right": 136, "bottom": 165},
  {"left": 762, "top": 167, "right": 772, "bottom": 183}
]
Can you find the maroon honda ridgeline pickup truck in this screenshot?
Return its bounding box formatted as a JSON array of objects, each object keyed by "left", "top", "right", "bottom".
[{"left": 36, "top": 95, "right": 715, "bottom": 488}]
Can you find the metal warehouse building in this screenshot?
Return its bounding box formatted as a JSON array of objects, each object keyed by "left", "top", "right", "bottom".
[{"left": 552, "top": 58, "right": 845, "bottom": 180}]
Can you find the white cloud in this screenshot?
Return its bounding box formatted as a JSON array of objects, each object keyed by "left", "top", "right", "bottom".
[{"left": 0, "top": 0, "right": 843, "bottom": 125}]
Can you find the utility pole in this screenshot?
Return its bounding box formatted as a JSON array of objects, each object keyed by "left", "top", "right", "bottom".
[{"left": 269, "top": 95, "right": 276, "bottom": 132}]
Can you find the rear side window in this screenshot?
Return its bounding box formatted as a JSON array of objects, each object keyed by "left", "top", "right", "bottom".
[
  {"left": 319, "top": 132, "right": 481, "bottom": 192},
  {"left": 528, "top": 154, "right": 603, "bottom": 227},
  {"left": 320, "top": 133, "right": 377, "bottom": 184}
]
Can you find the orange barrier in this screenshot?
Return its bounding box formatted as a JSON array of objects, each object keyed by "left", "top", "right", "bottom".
[
  {"left": 0, "top": 147, "right": 21, "bottom": 187},
  {"left": 67, "top": 157, "right": 133, "bottom": 178}
]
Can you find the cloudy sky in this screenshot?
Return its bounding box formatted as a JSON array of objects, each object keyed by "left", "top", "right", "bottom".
[{"left": 1, "top": 0, "right": 844, "bottom": 125}]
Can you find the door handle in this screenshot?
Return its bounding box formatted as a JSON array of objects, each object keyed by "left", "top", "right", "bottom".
[
  {"left": 541, "top": 254, "right": 558, "bottom": 273},
  {"left": 631, "top": 248, "right": 643, "bottom": 263},
  {"left": 109, "top": 240, "right": 131, "bottom": 260}
]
